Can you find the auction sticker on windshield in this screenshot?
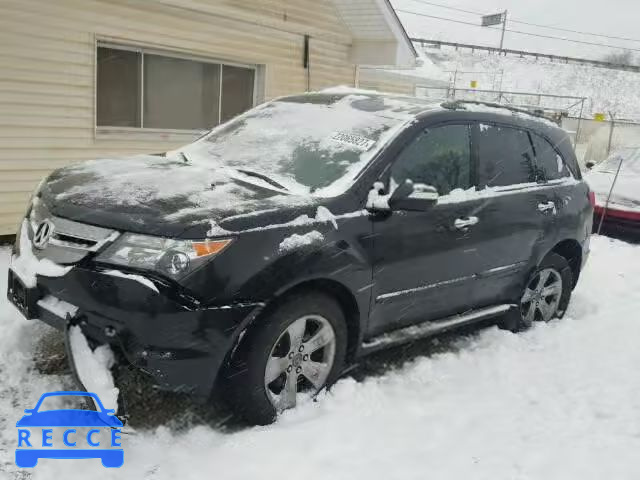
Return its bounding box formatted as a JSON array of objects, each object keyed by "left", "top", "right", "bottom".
[
  {"left": 329, "top": 131, "right": 376, "bottom": 151},
  {"left": 15, "top": 391, "right": 124, "bottom": 468}
]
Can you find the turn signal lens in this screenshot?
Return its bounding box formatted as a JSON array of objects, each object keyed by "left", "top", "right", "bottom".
[{"left": 192, "top": 239, "right": 233, "bottom": 257}]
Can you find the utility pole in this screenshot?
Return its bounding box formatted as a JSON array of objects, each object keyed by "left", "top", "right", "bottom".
[{"left": 500, "top": 10, "right": 508, "bottom": 51}]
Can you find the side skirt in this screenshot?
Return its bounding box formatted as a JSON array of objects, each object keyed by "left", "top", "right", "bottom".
[{"left": 360, "top": 304, "right": 515, "bottom": 355}]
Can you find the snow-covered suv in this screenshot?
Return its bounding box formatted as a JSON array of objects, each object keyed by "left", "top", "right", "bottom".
[{"left": 7, "top": 91, "right": 592, "bottom": 424}]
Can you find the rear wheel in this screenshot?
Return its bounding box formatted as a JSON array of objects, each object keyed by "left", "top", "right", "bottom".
[
  {"left": 521, "top": 267, "right": 564, "bottom": 324},
  {"left": 226, "top": 292, "right": 347, "bottom": 425},
  {"left": 506, "top": 253, "right": 573, "bottom": 332}
]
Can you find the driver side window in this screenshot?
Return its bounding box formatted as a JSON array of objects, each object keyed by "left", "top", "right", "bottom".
[{"left": 391, "top": 124, "right": 472, "bottom": 196}]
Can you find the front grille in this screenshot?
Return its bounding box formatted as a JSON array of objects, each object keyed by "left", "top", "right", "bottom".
[
  {"left": 53, "top": 232, "right": 97, "bottom": 249},
  {"left": 28, "top": 200, "right": 119, "bottom": 264}
]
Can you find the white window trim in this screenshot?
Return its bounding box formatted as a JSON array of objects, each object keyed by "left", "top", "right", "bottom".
[{"left": 94, "top": 39, "right": 263, "bottom": 140}]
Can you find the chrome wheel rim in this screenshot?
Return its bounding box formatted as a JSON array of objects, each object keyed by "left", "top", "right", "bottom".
[
  {"left": 521, "top": 267, "right": 563, "bottom": 325},
  {"left": 264, "top": 315, "right": 336, "bottom": 412}
]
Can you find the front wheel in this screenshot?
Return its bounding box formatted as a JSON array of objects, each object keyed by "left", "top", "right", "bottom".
[
  {"left": 506, "top": 253, "right": 573, "bottom": 332},
  {"left": 226, "top": 292, "right": 347, "bottom": 425}
]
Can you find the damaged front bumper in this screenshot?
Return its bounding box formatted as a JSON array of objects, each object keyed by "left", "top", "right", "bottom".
[{"left": 7, "top": 266, "right": 263, "bottom": 398}]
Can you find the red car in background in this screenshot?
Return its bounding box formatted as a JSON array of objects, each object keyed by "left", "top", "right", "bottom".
[{"left": 587, "top": 148, "right": 640, "bottom": 235}]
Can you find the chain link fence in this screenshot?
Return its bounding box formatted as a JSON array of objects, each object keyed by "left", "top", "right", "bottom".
[{"left": 563, "top": 117, "right": 640, "bottom": 166}]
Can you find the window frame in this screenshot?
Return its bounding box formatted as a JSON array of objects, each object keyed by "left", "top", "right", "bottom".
[
  {"left": 472, "top": 121, "right": 543, "bottom": 190},
  {"left": 385, "top": 121, "right": 477, "bottom": 197},
  {"left": 94, "top": 40, "right": 259, "bottom": 136},
  {"left": 529, "top": 131, "right": 573, "bottom": 183}
]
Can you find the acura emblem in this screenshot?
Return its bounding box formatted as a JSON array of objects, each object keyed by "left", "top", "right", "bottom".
[{"left": 33, "top": 219, "right": 55, "bottom": 250}]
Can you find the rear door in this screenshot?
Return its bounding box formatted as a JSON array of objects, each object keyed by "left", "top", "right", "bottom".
[
  {"left": 530, "top": 131, "right": 588, "bottom": 247},
  {"left": 468, "top": 122, "right": 551, "bottom": 307}
]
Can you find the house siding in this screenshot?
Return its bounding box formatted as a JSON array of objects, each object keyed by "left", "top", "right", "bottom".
[{"left": 0, "top": 0, "right": 357, "bottom": 234}]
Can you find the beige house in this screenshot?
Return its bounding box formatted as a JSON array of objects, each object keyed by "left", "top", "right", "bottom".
[{"left": 0, "top": 0, "right": 434, "bottom": 235}]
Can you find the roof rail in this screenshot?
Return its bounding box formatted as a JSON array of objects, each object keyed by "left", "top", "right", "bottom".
[{"left": 441, "top": 100, "right": 560, "bottom": 125}]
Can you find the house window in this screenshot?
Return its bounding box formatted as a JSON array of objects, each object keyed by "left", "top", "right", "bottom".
[{"left": 96, "top": 45, "right": 255, "bottom": 130}]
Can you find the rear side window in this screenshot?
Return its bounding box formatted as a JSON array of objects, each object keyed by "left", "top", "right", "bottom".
[
  {"left": 391, "top": 124, "right": 472, "bottom": 195},
  {"left": 531, "top": 134, "right": 570, "bottom": 181},
  {"left": 477, "top": 124, "right": 536, "bottom": 187}
]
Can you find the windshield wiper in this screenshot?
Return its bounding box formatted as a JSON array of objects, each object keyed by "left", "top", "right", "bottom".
[{"left": 235, "top": 169, "right": 288, "bottom": 191}]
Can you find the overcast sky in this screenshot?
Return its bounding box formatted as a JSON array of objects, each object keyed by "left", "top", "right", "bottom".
[{"left": 391, "top": 0, "right": 640, "bottom": 61}]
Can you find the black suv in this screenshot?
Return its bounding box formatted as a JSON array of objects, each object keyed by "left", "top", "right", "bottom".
[{"left": 7, "top": 92, "right": 593, "bottom": 424}]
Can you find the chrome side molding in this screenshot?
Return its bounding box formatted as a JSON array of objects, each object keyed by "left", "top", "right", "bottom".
[{"left": 361, "top": 304, "right": 514, "bottom": 353}]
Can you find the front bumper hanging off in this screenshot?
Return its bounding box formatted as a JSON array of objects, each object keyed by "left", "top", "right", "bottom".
[{"left": 7, "top": 266, "right": 262, "bottom": 398}]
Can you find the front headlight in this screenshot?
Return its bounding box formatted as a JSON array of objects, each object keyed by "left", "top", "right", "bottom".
[{"left": 96, "top": 233, "right": 233, "bottom": 280}]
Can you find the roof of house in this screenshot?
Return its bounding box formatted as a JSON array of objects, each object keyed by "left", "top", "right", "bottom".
[{"left": 331, "top": 0, "right": 417, "bottom": 67}]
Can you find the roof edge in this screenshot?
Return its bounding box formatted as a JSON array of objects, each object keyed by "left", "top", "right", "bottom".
[{"left": 380, "top": 0, "right": 418, "bottom": 59}]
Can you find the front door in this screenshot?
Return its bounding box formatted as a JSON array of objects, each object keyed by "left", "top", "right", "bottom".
[{"left": 368, "top": 123, "right": 486, "bottom": 338}]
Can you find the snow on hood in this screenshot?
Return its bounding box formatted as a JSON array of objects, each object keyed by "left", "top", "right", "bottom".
[
  {"left": 42, "top": 94, "right": 431, "bottom": 236},
  {"left": 43, "top": 155, "right": 315, "bottom": 235},
  {"left": 48, "top": 155, "right": 262, "bottom": 212}
]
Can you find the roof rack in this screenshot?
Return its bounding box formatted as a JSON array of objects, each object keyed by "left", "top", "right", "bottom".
[{"left": 441, "top": 100, "right": 560, "bottom": 125}]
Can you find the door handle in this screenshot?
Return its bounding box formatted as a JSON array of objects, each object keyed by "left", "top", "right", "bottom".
[
  {"left": 537, "top": 201, "right": 556, "bottom": 214},
  {"left": 454, "top": 216, "right": 479, "bottom": 230}
]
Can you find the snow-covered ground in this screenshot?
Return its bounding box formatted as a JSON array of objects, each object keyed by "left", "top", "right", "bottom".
[{"left": 2, "top": 236, "right": 640, "bottom": 479}]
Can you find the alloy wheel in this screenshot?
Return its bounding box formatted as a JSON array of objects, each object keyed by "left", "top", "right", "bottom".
[
  {"left": 264, "top": 314, "right": 336, "bottom": 411},
  {"left": 520, "top": 267, "right": 563, "bottom": 325}
]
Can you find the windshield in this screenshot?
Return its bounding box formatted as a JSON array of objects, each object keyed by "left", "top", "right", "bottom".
[
  {"left": 596, "top": 148, "right": 640, "bottom": 174},
  {"left": 183, "top": 93, "right": 432, "bottom": 195}
]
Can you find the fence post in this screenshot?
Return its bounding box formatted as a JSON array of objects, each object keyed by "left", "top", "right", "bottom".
[
  {"left": 574, "top": 99, "right": 585, "bottom": 149},
  {"left": 606, "top": 112, "right": 616, "bottom": 156},
  {"left": 451, "top": 69, "right": 458, "bottom": 100}
]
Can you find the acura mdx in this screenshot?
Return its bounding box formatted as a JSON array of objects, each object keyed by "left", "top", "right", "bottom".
[{"left": 7, "top": 91, "right": 593, "bottom": 424}]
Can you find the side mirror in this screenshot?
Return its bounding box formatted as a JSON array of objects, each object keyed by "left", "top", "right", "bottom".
[
  {"left": 389, "top": 180, "right": 438, "bottom": 212},
  {"left": 585, "top": 161, "right": 595, "bottom": 170}
]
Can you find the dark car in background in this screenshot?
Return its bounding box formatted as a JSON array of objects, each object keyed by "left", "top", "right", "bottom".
[{"left": 7, "top": 92, "right": 592, "bottom": 425}]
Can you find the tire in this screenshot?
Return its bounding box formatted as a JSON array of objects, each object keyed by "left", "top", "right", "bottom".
[
  {"left": 505, "top": 253, "right": 574, "bottom": 332},
  {"left": 225, "top": 292, "right": 348, "bottom": 425}
]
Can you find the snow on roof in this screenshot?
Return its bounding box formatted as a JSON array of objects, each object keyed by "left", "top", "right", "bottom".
[
  {"left": 449, "top": 101, "right": 560, "bottom": 128},
  {"left": 320, "top": 86, "right": 382, "bottom": 96}
]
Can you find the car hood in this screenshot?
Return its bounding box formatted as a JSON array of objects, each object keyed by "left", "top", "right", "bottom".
[
  {"left": 586, "top": 170, "right": 640, "bottom": 211},
  {"left": 41, "top": 155, "right": 320, "bottom": 238}
]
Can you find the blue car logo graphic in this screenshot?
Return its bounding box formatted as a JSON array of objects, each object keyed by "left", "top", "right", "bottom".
[{"left": 16, "top": 391, "right": 123, "bottom": 468}]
